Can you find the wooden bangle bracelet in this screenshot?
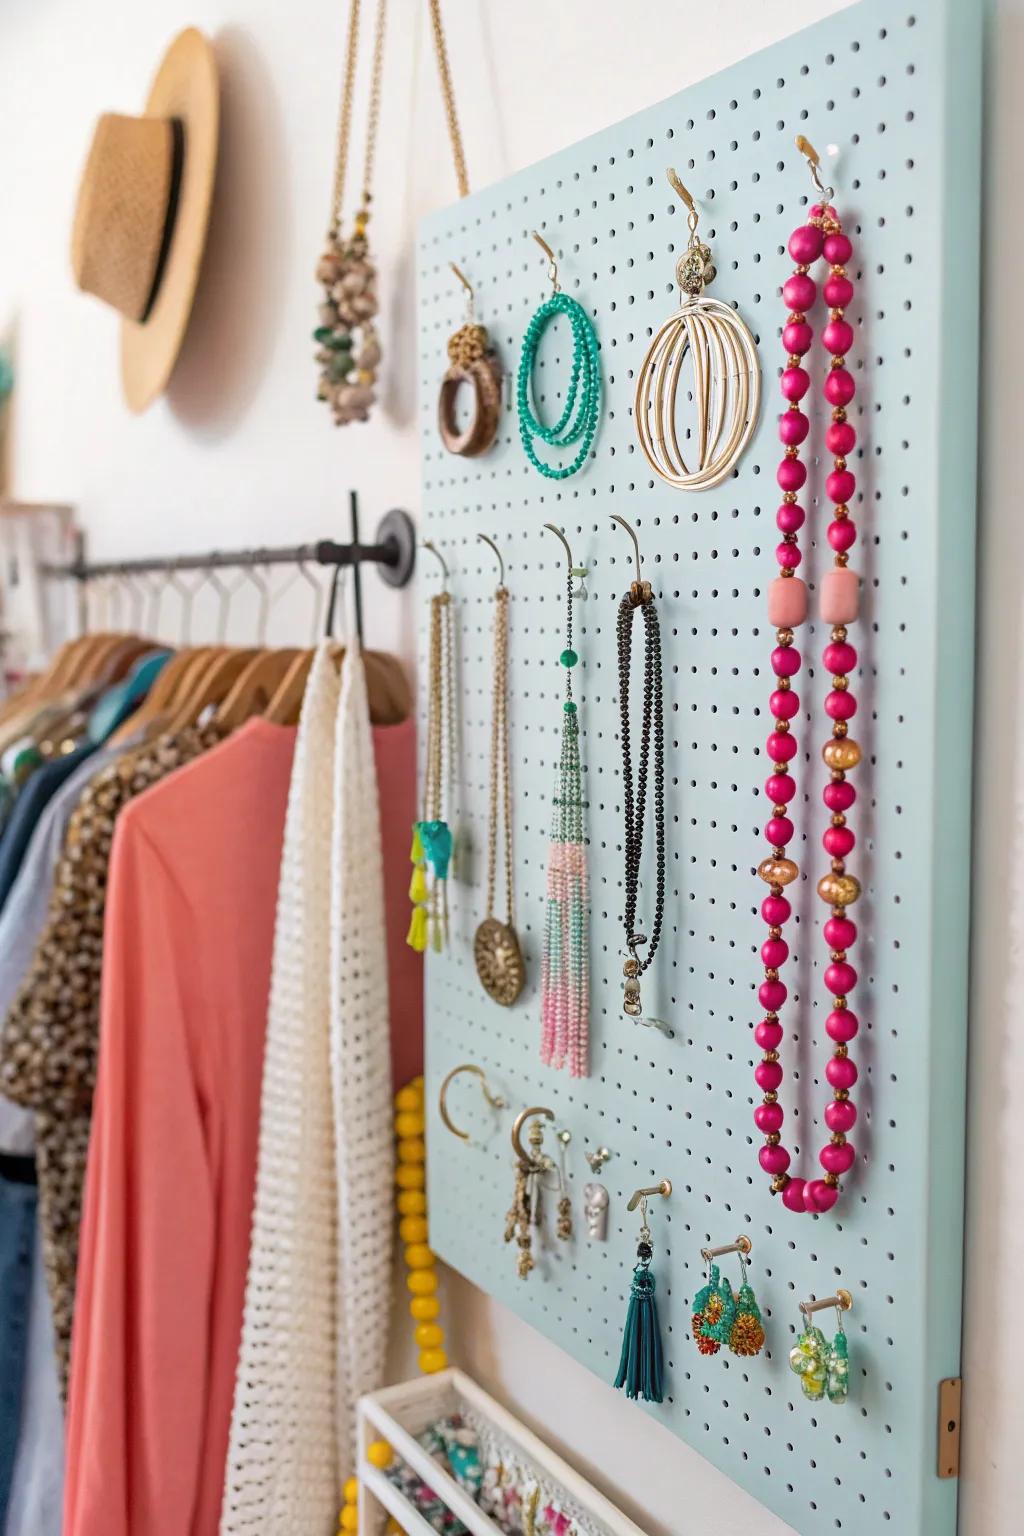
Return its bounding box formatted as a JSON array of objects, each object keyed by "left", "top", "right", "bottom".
[{"left": 438, "top": 357, "right": 501, "bottom": 457}]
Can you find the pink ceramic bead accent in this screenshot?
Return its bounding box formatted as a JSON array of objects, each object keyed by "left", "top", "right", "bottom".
[
  {"left": 783, "top": 321, "right": 814, "bottom": 357},
  {"left": 759, "top": 1144, "right": 792, "bottom": 1176},
  {"left": 826, "top": 420, "right": 857, "bottom": 455},
  {"left": 767, "top": 578, "right": 808, "bottom": 629},
  {"left": 805, "top": 1179, "right": 839, "bottom": 1213},
  {"left": 755, "top": 1019, "right": 784, "bottom": 1050},
  {"left": 824, "top": 780, "right": 856, "bottom": 812},
  {"left": 762, "top": 894, "right": 791, "bottom": 925},
  {"left": 755, "top": 1101, "right": 785, "bottom": 1133},
  {"left": 822, "top": 318, "right": 854, "bottom": 355},
  {"left": 824, "top": 961, "right": 857, "bottom": 996},
  {"left": 824, "top": 825, "right": 855, "bottom": 858},
  {"left": 779, "top": 407, "right": 810, "bottom": 444},
  {"left": 824, "top": 916, "right": 857, "bottom": 949},
  {"left": 780, "top": 366, "right": 810, "bottom": 401},
  {"left": 825, "top": 1099, "right": 858, "bottom": 1133},
  {"left": 826, "top": 466, "right": 856, "bottom": 503},
  {"left": 776, "top": 541, "right": 802, "bottom": 570},
  {"left": 788, "top": 224, "right": 824, "bottom": 263},
  {"left": 771, "top": 645, "right": 801, "bottom": 677},
  {"left": 758, "top": 980, "right": 787, "bottom": 1013},
  {"left": 761, "top": 936, "right": 789, "bottom": 968},
  {"left": 777, "top": 502, "right": 806, "bottom": 533},
  {"left": 770, "top": 689, "right": 799, "bottom": 721},
  {"left": 777, "top": 457, "right": 807, "bottom": 493},
  {"left": 766, "top": 817, "right": 794, "bottom": 847},
  {"left": 823, "top": 231, "right": 853, "bottom": 265},
  {"left": 766, "top": 773, "right": 796, "bottom": 804},
  {"left": 766, "top": 731, "right": 795, "bottom": 764},
  {"left": 823, "top": 639, "right": 857, "bottom": 673},
  {"left": 820, "top": 568, "right": 860, "bottom": 624},
  {"left": 825, "top": 1055, "right": 858, "bottom": 1090},
  {"left": 820, "top": 1141, "right": 856, "bottom": 1175},
  {"left": 823, "top": 273, "right": 854, "bottom": 307},
  {"left": 783, "top": 273, "right": 817, "bottom": 311},
  {"left": 828, "top": 518, "right": 857, "bottom": 553},
  {"left": 825, "top": 688, "right": 857, "bottom": 720},
  {"left": 826, "top": 1008, "right": 859, "bottom": 1043},
  {"left": 755, "top": 1059, "right": 784, "bottom": 1090},
  {"left": 781, "top": 1177, "right": 807, "bottom": 1212}
]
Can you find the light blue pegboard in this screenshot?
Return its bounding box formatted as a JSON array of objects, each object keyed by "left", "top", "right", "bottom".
[{"left": 417, "top": 3, "right": 980, "bottom": 1533}]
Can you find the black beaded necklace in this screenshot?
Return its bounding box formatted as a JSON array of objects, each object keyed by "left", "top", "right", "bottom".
[{"left": 612, "top": 516, "right": 666, "bottom": 1022}]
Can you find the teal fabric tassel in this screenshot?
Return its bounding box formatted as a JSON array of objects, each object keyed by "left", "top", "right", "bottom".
[
  {"left": 613, "top": 1263, "right": 664, "bottom": 1403},
  {"left": 417, "top": 819, "right": 453, "bottom": 880}
]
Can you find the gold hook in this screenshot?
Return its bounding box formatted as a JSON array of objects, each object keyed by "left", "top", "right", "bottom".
[
  {"left": 794, "top": 134, "right": 834, "bottom": 201},
  {"left": 799, "top": 1287, "right": 853, "bottom": 1318},
  {"left": 626, "top": 1179, "right": 672, "bottom": 1211},
  {"left": 438, "top": 1063, "right": 507, "bottom": 1140},
  {"left": 610, "top": 514, "right": 650, "bottom": 601},
  {"left": 511, "top": 1105, "right": 555, "bottom": 1164},
  {"left": 477, "top": 532, "right": 506, "bottom": 588},
  {"left": 701, "top": 1234, "right": 752, "bottom": 1263},
  {"left": 449, "top": 261, "right": 473, "bottom": 299},
  {"left": 422, "top": 539, "right": 450, "bottom": 587},
  {"left": 666, "top": 167, "right": 699, "bottom": 236},
  {"left": 542, "top": 523, "right": 573, "bottom": 571},
  {"left": 532, "top": 230, "right": 560, "bottom": 294}
]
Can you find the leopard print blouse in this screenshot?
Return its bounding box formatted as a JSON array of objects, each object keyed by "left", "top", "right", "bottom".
[{"left": 0, "top": 724, "right": 219, "bottom": 1397}]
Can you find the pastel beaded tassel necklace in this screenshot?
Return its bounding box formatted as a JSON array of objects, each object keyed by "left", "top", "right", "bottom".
[
  {"left": 754, "top": 141, "right": 862, "bottom": 1217},
  {"left": 540, "top": 525, "right": 590, "bottom": 1077}
]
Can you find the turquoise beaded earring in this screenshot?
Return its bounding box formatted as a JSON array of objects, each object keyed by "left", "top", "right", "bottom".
[{"left": 516, "top": 231, "right": 601, "bottom": 480}]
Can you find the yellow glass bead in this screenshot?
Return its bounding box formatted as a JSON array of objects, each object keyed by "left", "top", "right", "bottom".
[
  {"left": 409, "top": 1295, "right": 441, "bottom": 1321},
  {"left": 395, "top": 1163, "right": 425, "bottom": 1190},
  {"left": 404, "top": 1243, "right": 435, "bottom": 1270},
  {"left": 340, "top": 1505, "right": 359, "bottom": 1532},
  {"left": 397, "top": 1137, "right": 426, "bottom": 1165},
  {"left": 419, "top": 1347, "right": 449, "bottom": 1375},
  {"left": 343, "top": 1476, "right": 359, "bottom": 1503},
  {"left": 407, "top": 1269, "right": 438, "bottom": 1296},
  {"left": 394, "top": 1085, "right": 420, "bottom": 1113},
  {"left": 394, "top": 1111, "right": 425, "bottom": 1139},
  {"left": 411, "top": 1075, "right": 424, "bottom": 1092},
  {"left": 399, "top": 1215, "right": 429, "bottom": 1245},
  {"left": 366, "top": 1439, "right": 394, "bottom": 1470},
  {"left": 397, "top": 1190, "right": 427, "bottom": 1216},
  {"left": 415, "top": 1322, "right": 444, "bottom": 1349}
]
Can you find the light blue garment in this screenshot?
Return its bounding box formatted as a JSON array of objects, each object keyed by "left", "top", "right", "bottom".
[
  {"left": 86, "top": 649, "right": 171, "bottom": 745},
  {"left": 2, "top": 1215, "right": 61, "bottom": 1536}
]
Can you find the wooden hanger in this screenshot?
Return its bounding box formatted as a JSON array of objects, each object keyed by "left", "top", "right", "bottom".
[
  {"left": 264, "top": 649, "right": 319, "bottom": 726},
  {"left": 364, "top": 650, "right": 412, "bottom": 725},
  {"left": 108, "top": 647, "right": 204, "bottom": 745},
  {"left": 165, "top": 647, "right": 260, "bottom": 734},
  {"left": 90, "top": 635, "right": 157, "bottom": 688},
  {"left": 215, "top": 649, "right": 301, "bottom": 732}
]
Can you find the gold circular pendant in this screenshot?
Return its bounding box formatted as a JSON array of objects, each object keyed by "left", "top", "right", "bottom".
[
  {"left": 474, "top": 918, "right": 525, "bottom": 1006},
  {"left": 634, "top": 295, "right": 760, "bottom": 490}
]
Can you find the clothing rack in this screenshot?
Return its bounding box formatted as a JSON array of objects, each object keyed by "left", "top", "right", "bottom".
[{"left": 41, "top": 496, "right": 416, "bottom": 645}]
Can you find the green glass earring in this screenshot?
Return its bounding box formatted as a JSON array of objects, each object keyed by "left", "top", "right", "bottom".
[
  {"left": 826, "top": 1310, "right": 850, "bottom": 1405},
  {"left": 789, "top": 1321, "right": 828, "bottom": 1401}
]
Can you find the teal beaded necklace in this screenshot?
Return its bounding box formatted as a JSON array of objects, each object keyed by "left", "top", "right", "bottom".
[{"left": 516, "top": 233, "right": 601, "bottom": 480}]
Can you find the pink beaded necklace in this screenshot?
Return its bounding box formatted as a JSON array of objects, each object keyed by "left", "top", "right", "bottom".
[{"left": 753, "top": 191, "right": 861, "bottom": 1216}]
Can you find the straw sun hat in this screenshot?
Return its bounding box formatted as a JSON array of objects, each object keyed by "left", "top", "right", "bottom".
[{"left": 71, "top": 28, "right": 219, "bottom": 413}]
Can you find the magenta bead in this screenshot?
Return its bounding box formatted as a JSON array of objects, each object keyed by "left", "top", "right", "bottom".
[
  {"left": 780, "top": 367, "right": 811, "bottom": 402},
  {"left": 826, "top": 1055, "right": 858, "bottom": 1090},
  {"left": 783, "top": 273, "right": 817, "bottom": 311},
  {"left": 762, "top": 894, "right": 791, "bottom": 925},
  {"left": 759, "top": 980, "right": 788, "bottom": 1012},
  {"left": 771, "top": 645, "right": 801, "bottom": 678},
  {"left": 811, "top": 203, "right": 837, "bottom": 222},
  {"left": 779, "top": 409, "right": 810, "bottom": 447},
  {"left": 788, "top": 224, "right": 824, "bottom": 264},
  {"left": 823, "top": 641, "right": 857, "bottom": 674},
  {"left": 761, "top": 937, "right": 790, "bottom": 969},
  {"left": 825, "top": 688, "right": 857, "bottom": 720},
  {"left": 776, "top": 541, "right": 802, "bottom": 570},
  {"left": 826, "top": 420, "right": 857, "bottom": 456},
  {"left": 825, "top": 961, "right": 857, "bottom": 996},
  {"left": 820, "top": 1141, "right": 856, "bottom": 1175},
  {"left": 766, "top": 731, "right": 795, "bottom": 764},
  {"left": 823, "top": 231, "right": 853, "bottom": 265},
  {"left": 824, "top": 916, "right": 857, "bottom": 949},
  {"left": 783, "top": 323, "right": 814, "bottom": 359},
  {"left": 824, "top": 369, "right": 856, "bottom": 408},
  {"left": 826, "top": 468, "right": 856, "bottom": 504},
  {"left": 824, "top": 780, "right": 857, "bottom": 812},
  {"left": 759, "top": 1143, "right": 791, "bottom": 1176},
  {"left": 770, "top": 689, "right": 799, "bottom": 721},
  {"left": 824, "top": 825, "right": 856, "bottom": 858},
  {"left": 805, "top": 1179, "right": 839, "bottom": 1213},
  {"left": 825, "top": 1099, "right": 858, "bottom": 1133},
  {"left": 777, "top": 502, "right": 806, "bottom": 533},
  {"left": 826, "top": 1008, "right": 859, "bottom": 1043},
  {"left": 781, "top": 1177, "right": 807, "bottom": 1212},
  {"left": 828, "top": 519, "right": 857, "bottom": 553},
  {"left": 755, "top": 1101, "right": 785, "bottom": 1133},
  {"left": 766, "top": 816, "right": 794, "bottom": 848},
  {"left": 765, "top": 772, "right": 796, "bottom": 804},
  {"left": 822, "top": 318, "right": 854, "bottom": 356},
  {"left": 755, "top": 1058, "right": 784, "bottom": 1090},
  {"left": 777, "top": 458, "right": 807, "bottom": 493},
  {"left": 755, "top": 1017, "right": 784, "bottom": 1049},
  {"left": 824, "top": 273, "right": 854, "bottom": 308}
]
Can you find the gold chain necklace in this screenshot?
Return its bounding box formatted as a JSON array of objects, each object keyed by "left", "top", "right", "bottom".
[
  {"left": 314, "top": 0, "right": 387, "bottom": 426},
  {"left": 474, "top": 581, "right": 525, "bottom": 1006},
  {"left": 427, "top": 0, "right": 469, "bottom": 198}
]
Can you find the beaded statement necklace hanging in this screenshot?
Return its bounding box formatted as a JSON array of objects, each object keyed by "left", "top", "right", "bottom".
[
  {"left": 314, "top": 0, "right": 387, "bottom": 426},
  {"left": 612, "top": 516, "right": 666, "bottom": 1027},
  {"left": 517, "top": 233, "right": 601, "bottom": 480},
  {"left": 753, "top": 140, "right": 862, "bottom": 1216},
  {"left": 540, "top": 526, "right": 590, "bottom": 1077}
]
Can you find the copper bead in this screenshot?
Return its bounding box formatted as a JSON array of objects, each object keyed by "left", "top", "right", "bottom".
[{"left": 758, "top": 856, "right": 799, "bottom": 886}]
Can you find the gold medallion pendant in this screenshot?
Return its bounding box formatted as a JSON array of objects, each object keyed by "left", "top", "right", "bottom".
[
  {"left": 474, "top": 917, "right": 526, "bottom": 1007},
  {"left": 634, "top": 170, "right": 760, "bottom": 491}
]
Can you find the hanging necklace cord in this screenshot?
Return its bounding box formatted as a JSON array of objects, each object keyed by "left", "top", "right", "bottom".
[
  {"left": 327, "top": 0, "right": 388, "bottom": 238},
  {"left": 617, "top": 592, "right": 665, "bottom": 974},
  {"left": 485, "top": 586, "right": 513, "bottom": 926},
  {"left": 427, "top": 0, "right": 470, "bottom": 198}
]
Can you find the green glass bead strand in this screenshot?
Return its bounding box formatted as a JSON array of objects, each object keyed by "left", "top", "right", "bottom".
[{"left": 517, "top": 292, "right": 601, "bottom": 480}]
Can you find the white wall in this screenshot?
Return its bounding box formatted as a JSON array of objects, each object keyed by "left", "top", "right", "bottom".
[{"left": 1, "top": 1, "right": 1021, "bottom": 1532}]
